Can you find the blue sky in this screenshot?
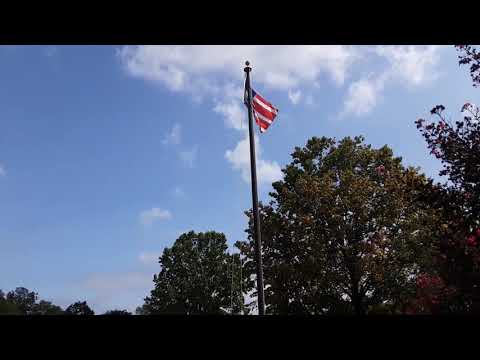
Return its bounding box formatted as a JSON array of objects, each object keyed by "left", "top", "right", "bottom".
[{"left": 0, "top": 45, "right": 478, "bottom": 313}]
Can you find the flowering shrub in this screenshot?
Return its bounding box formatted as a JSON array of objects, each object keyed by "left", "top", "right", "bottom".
[{"left": 414, "top": 96, "right": 480, "bottom": 312}]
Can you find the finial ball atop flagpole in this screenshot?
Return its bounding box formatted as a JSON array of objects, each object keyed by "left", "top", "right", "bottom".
[{"left": 244, "top": 61, "right": 251, "bottom": 73}]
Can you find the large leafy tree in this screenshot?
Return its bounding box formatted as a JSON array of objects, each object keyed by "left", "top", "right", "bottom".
[
  {"left": 142, "top": 231, "right": 245, "bottom": 314},
  {"left": 65, "top": 301, "right": 95, "bottom": 315},
  {"left": 5, "top": 287, "right": 38, "bottom": 315},
  {"left": 237, "top": 136, "right": 437, "bottom": 315}
]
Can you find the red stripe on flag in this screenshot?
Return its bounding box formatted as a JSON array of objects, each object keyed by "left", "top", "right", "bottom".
[
  {"left": 253, "top": 102, "right": 276, "bottom": 121},
  {"left": 255, "top": 114, "right": 270, "bottom": 130}
]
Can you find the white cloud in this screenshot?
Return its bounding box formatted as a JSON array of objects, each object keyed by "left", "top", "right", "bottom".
[
  {"left": 288, "top": 89, "right": 302, "bottom": 105},
  {"left": 0, "top": 164, "right": 6, "bottom": 177},
  {"left": 118, "top": 45, "right": 358, "bottom": 93},
  {"left": 341, "top": 75, "right": 386, "bottom": 117},
  {"left": 179, "top": 146, "right": 198, "bottom": 168},
  {"left": 140, "top": 207, "right": 172, "bottom": 225},
  {"left": 214, "top": 100, "right": 246, "bottom": 130},
  {"left": 376, "top": 45, "right": 443, "bottom": 86},
  {"left": 225, "top": 132, "right": 282, "bottom": 185},
  {"left": 258, "top": 158, "right": 283, "bottom": 185},
  {"left": 118, "top": 46, "right": 358, "bottom": 184},
  {"left": 119, "top": 46, "right": 444, "bottom": 177},
  {"left": 162, "top": 123, "right": 182, "bottom": 145},
  {"left": 138, "top": 252, "right": 159, "bottom": 265},
  {"left": 341, "top": 46, "right": 444, "bottom": 117}
]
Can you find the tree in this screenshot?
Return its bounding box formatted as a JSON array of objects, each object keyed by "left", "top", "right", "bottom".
[
  {"left": 103, "top": 309, "right": 132, "bottom": 315},
  {"left": 414, "top": 102, "right": 480, "bottom": 312},
  {"left": 0, "top": 290, "right": 20, "bottom": 314},
  {"left": 142, "top": 231, "right": 245, "bottom": 314},
  {"left": 6, "top": 287, "right": 38, "bottom": 315},
  {"left": 236, "top": 136, "right": 437, "bottom": 315},
  {"left": 0, "top": 287, "right": 64, "bottom": 315},
  {"left": 456, "top": 45, "right": 480, "bottom": 87},
  {"left": 32, "top": 300, "right": 64, "bottom": 315},
  {"left": 65, "top": 301, "right": 95, "bottom": 315},
  {"left": 135, "top": 305, "right": 149, "bottom": 315}
]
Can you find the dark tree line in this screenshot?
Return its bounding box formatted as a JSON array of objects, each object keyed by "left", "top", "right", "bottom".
[{"left": 0, "top": 288, "right": 131, "bottom": 315}]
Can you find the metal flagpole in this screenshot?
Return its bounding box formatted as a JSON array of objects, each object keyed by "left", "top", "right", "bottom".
[{"left": 244, "top": 61, "right": 266, "bottom": 315}]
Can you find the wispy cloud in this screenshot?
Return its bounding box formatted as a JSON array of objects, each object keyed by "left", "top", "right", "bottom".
[
  {"left": 375, "top": 45, "right": 442, "bottom": 87},
  {"left": 162, "top": 123, "right": 182, "bottom": 145},
  {"left": 340, "top": 74, "right": 386, "bottom": 117},
  {"left": 140, "top": 207, "right": 172, "bottom": 225},
  {"left": 214, "top": 100, "right": 246, "bottom": 131},
  {"left": 81, "top": 271, "right": 153, "bottom": 313},
  {"left": 138, "top": 252, "right": 159, "bottom": 266},
  {"left": 84, "top": 272, "right": 152, "bottom": 292},
  {"left": 288, "top": 89, "right": 302, "bottom": 105},
  {"left": 172, "top": 186, "right": 185, "bottom": 198},
  {"left": 340, "top": 45, "right": 444, "bottom": 117},
  {"left": 225, "top": 132, "right": 282, "bottom": 185},
  {"left": 0, "top": 164, "right": 6, "bottom": 177},
  {"left": 179, "top": 146, "right": 198, "bottom": 168}
]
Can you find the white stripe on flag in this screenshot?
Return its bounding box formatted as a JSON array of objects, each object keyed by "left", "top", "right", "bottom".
[
  {"left": 253, "top": 96, "right": 277, "bottom": 114},
  {"left": 254, "top": 111, "right": 273, "bottom": 124}
]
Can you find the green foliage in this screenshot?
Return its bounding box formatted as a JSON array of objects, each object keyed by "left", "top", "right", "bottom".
[
  {"left": 33, "top": 300, "right": 64, "bottom": 315},
  {"left": 65, "top": 301, "right": 95, "bottom": 315},
  {"left": 142, "top": 231, "right": 247, "bottom": 314},
  {"left": 237, "top": 136, "right": 438, "bottom": 315},
  {"left": 5, "top": 287, "right": 38, "bottom": 315}
]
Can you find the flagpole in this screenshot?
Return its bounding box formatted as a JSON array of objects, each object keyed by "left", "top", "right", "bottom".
[{"left": 244, "top": 61, "right": 266, "bottom": 315}]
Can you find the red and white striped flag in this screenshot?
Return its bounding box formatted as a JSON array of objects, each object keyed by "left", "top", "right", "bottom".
[{"left": 244, "top": 86, "right": 279, "bottom": 133}]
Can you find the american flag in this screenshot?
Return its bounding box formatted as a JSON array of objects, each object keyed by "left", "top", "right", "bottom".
[{"left": 244, "top": 86, "right": 279, "bottom": 133}]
